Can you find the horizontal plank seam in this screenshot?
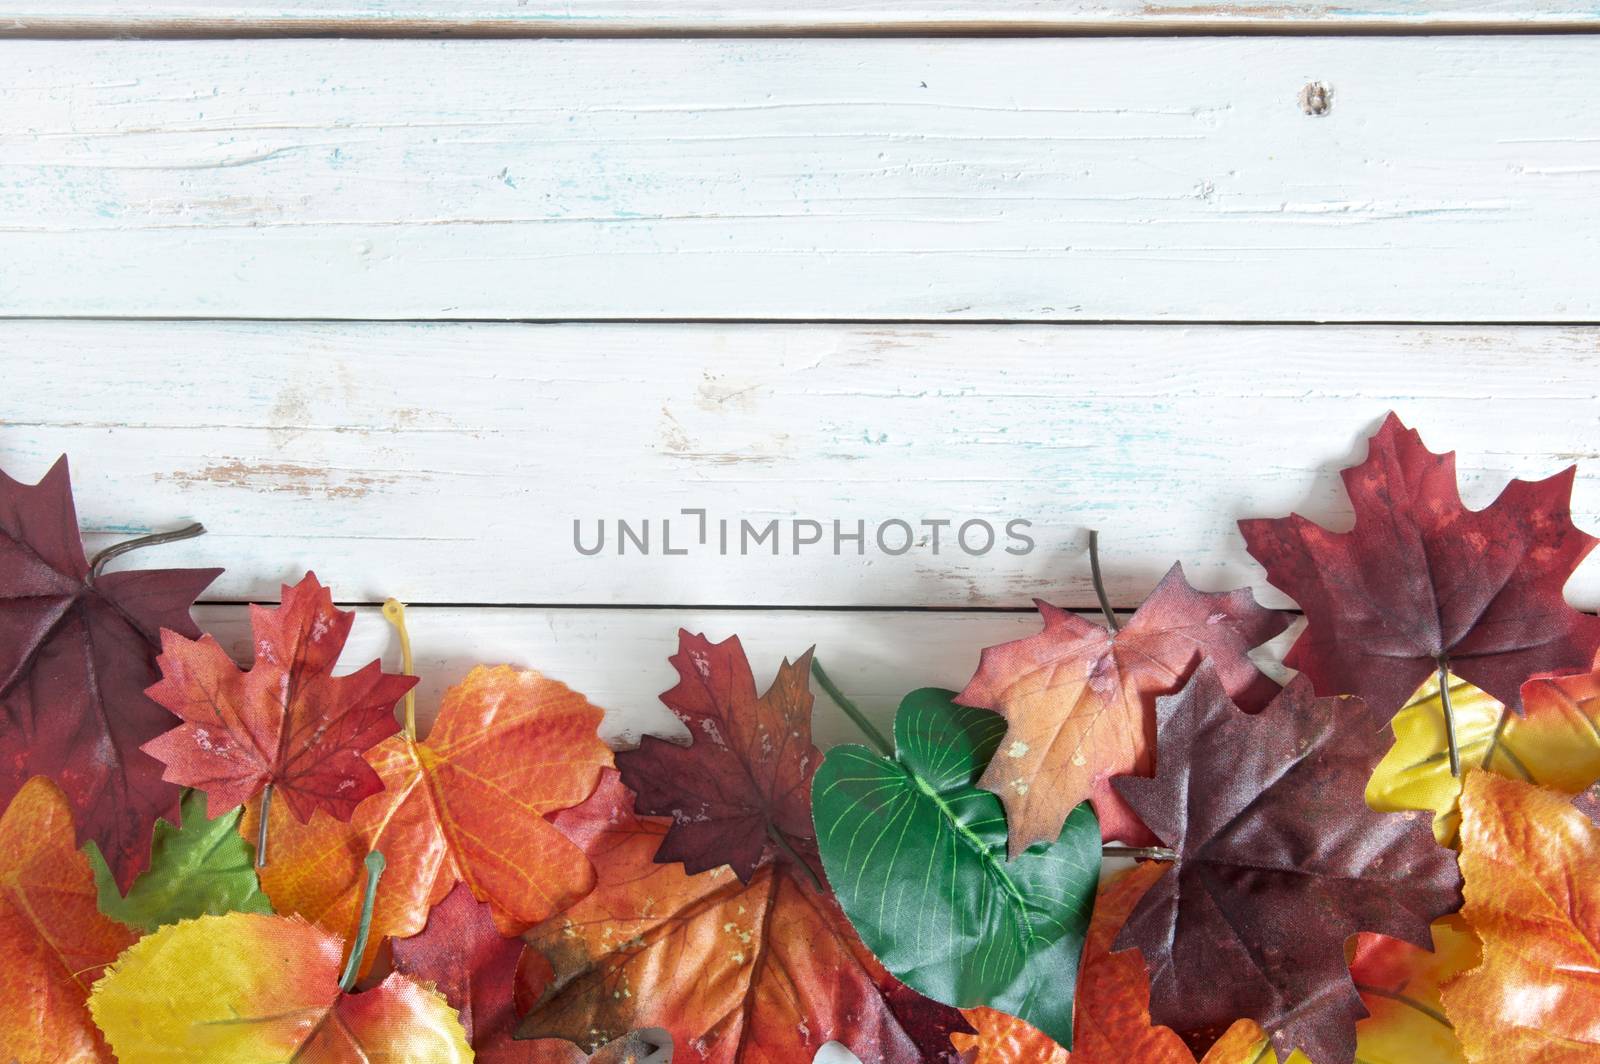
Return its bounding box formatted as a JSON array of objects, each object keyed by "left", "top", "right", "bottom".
[
  {"left": 194, "top": 600, "right": 1305, "bottom": 614},
  {"left": 6, "top": 22, "right": 1600, "bottom": 40},
  {"left": 8, "top": 317, "right": 1600, "bottom": 329}
]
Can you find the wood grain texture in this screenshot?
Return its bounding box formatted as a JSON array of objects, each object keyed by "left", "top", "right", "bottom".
[
  {"left": 2, "top": 37, "right": 1599, "bottom": 321},
  {"left": 8, "top": 320, "right": 1598, "bottom": 609},
  {"left": 5, "top": 0, "right": 1599, "bottom": 34}
]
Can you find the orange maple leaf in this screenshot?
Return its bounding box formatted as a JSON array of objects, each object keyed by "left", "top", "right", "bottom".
[
  {"left": 242, "top": 664, "right": 612, "bottom": 977},
  {"left": 1441, "top": 772, "right": 1600, "bottom": 1062},
  {"left": 518, "top": 771, "right": 938, "bottom": 1064},
  {"left": 0, "top": 775, "right": 136, "bottom": 1064}
]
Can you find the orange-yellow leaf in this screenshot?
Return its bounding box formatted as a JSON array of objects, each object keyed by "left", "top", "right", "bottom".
[
  {"left": 1368, "top": 671, "right": 1600, "bottom": 845},
  {"left": 243, "top": 664, "right": 612, "bottom": 976},
  {"left": 0, "top": 776, "right": 135, "bottom": 1064},
  {"left": 1440, "top": 772, "right": 1600, "bottom": 1062},
  {"left": 88, "top": 911, "right": 469, "bottom": 1061},
  {"left": 1347, "top": 917, "right": 1477, "bottom": 1064}
]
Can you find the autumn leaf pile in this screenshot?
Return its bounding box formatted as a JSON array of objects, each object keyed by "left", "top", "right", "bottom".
[{"left": 4, "top": 413, "right": 1600, "bottom": 1064}]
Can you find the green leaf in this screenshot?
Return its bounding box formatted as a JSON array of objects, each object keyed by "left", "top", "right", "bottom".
[
  {"left": 811, "top": 687, "right": 1100, "bottom": 1048},
  {"left": 89, "top": 789, "right": 272, "bottom": 932}
]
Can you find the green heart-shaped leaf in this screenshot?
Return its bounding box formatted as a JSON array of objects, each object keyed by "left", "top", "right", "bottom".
[
  {"left": 90, "top": 789, "right": 272, "bottom": 932},
  {"left": 812, "top": 687, "right": 1100, "bottom": 1048}
]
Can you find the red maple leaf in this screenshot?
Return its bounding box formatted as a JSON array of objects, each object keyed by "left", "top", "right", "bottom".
[
  {"left": 142, "top": 572, "right": 417, "bottom": 824},
  {"left": 614, "top": 631, "right": 816, "bottom": 881},
  {"left": 0, "top": 456, "right": 220, "bottom": 890},
  {"left": 391, "top": 881, "right": 525, "bottom": 1052},
  {"left": 1240, "top": 412, "right": 1600, "bottom": 720}
]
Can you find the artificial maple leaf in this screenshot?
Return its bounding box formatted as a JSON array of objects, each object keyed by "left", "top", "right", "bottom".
[
  {"left": 241, "top": 663, "right": 612, "bottom": 977},
  {"left": 957, "top": 563, "right": 1291, "bottom": 853},
  {"left": 1069, "top": 862, "right": 1274, "bottom": 1064},
  {"left": 1347, "top": 916, "right": 1477, "bottom": 1064},
  {"left": 1111, "top": 664, "right": 1462, "bottom": 1064},
  {"left": 952, "top": 862, "right": 1284, "bottom": 1064},
  {"left": 1240, "top": 412, "right": 1600, "bottom": 722},
  {"left": 1439, "top": 772, "right": 1600, "bottom": 1062},
  {"left": 615, "top": 630, "right": 817, "bottom": 881},
  {"left": 391, "top": 880, "right": 523, "bottom": 1049},
  {"left": 0, "top": 456, "right": 221, "bottom": 890},
  {"left": 517, "top": 770, "right": 961, "bottom": 1063},
  {"left": 954, "top": 1008, "right": 1069, "bottom": 1064},
  {"left": 142, "top": 572, "right": 417, "bottom": 826},
  {"left": 961, "top": 862, "right": 1473, "bottom": 1064},
  {"left": 88, "top": 911, "right": 470, "bottom": 1060},
  {"left": 1368, "top": 669, "right": 1600, "bottom": 844},
  {"left": 0, "top": 775, "right": 136, "bottom": 1064}
]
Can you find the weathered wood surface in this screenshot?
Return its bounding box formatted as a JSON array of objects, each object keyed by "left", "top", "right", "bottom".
[
  {"left": 8, "top": 321, "right": 1598, "bottom": 609},
  {"left": 3, "top": 38, "right": 1599, "bottom": 320},
  {"left": 190, "top": 603, "right": 1297, "bottom": 748},
  {"left": 6, "top": 0, "right": 1598, "bottom": 34}
]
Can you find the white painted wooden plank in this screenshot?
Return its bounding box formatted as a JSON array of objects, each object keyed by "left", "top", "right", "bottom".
[
  {"left": 8, "top": 320, "right": 1600, "bottom": 608},
  {"left": 5, "top": 0, "right": 1598, "bottom": 34},
  {"left": 2, "top": 38, "right": 1598, "bottom": 321},
  {"left": 189, "top": 603, "right": 1298, "bottom": 750}
]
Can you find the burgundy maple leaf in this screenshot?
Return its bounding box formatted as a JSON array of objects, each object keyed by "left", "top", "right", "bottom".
[
  {"left": 0, "top": 456, "right": 220, "bottom": 890},
  {"left": 1111, "top": 663, "right": 1462, "bottom": 1064},
  {"left": 1240, "top": 412, "right": 1600, "bottom": 721},
  {"left": 615, "top": 631, "right": 817, "bottom": 881}
]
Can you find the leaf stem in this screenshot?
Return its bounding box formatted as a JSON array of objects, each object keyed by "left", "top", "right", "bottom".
[
  {"left": 339, "top": 850, "right": 386, "bottom": 993},
  {"left": 1437, "top": 660, "right": 1461, "bottom": 778},
  {"left": 382, "top": 598, "right": 417, "bottom": 741},
  {"left": 810, "top": 658, "right": 893, "bottom": 758},
  {"left": 254, "top": 782, "right": 272, "bottom": 867},
  {"left": 1088, "top": 529, "right": 1120, "bottom": 633},
  {"left": 1101, "top": 844, "right": 1177, "bottom": 861},
  {"left": 88, "top": 522, "right": 206, "bottom": 582},
  {"left": 766, "top": 823, "right": 823, "bottom": 891}
]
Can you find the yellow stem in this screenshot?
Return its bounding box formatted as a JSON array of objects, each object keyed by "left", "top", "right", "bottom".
[{"left": 383, "top": 598, "right": 417, "bottom": 741}]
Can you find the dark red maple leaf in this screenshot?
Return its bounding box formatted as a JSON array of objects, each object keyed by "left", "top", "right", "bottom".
[
  {"left": 1110, "top": 663, "right": 1462, "bottom": 1064},
  {"left": 392, "top": 881, "right": 524, "bottom": 1050},
  {"left": 142, "top": 572, "right": 416, "bottom": 824},
  {"left": 614, "top": 631, "right": 816, "bottom": 881},
  {"left": 1240, "top": 412, "right": 1600, "bottom": 720},
  {"left": 0, "top": 456, "right": 221, "bottom": 890}
]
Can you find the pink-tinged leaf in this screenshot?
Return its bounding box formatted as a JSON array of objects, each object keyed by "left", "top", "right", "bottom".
[{"left": 958, "top": 563, "right": 1291, "bottom": 852}]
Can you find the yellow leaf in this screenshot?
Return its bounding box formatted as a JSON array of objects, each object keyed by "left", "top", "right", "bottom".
[
  {"left": 1367, "top": 671, "right": 1600, "bottom": 845},
  {"left": 88, "top": 912, "right": 471, "bottom": 1062}
]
